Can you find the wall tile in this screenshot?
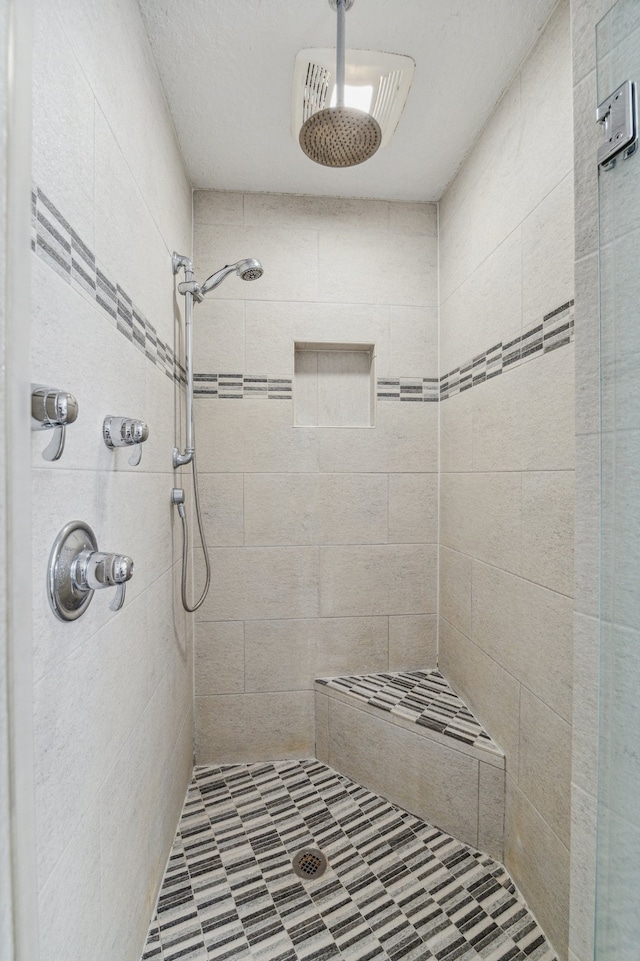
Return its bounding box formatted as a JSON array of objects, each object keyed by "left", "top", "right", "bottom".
[
  {"left": 195, "top": 546, "right": 320, "bottom": 622},
  {"left": 318, "top": 229, "right": 437, "bottom": 307},
  {"left": 518, "top": 687, "right": 572, "bottom": 847},
  {"left": 569, "top": 784, "right": 597, "bottom": 961},
  {"left": 34, "top": 591, "right": 148, "bottom": 885},
  {"left": 388, "top": 202, "right": 437, "bottom": 236},
  {"left": 192, "top": 299, "right": 245, "bottom": 374},
  {"left": 195, "top": 401, "right": 319, "bottom": 474},
  {"left": 244, "top": 619, "right": 314, "bottom": 693},
  {"left": 193, "top": 190, "right": 244, "bottom": 227},
  {"left": 472, "top": 346, "right": 575, "bottom": 472},
  {"left": 196, "top": 473, "right": 244, "bottom": 547},
  {"left": 573, "top": 70, "right": 601, "bottom": 262},
  {"left": 478, "top": 763, "right": 506, "bottom": 861},
  {"left": 439, "top": 390, "right": 473, "bottom": 473},
  {"left": 439, "top": 547, "right": 472, "bottom": 637},
  {"left": 193, "top": 222, "right": 319, "bottom": 302},
  {"left": 244, "top": 192, "right": 389, "bottom": 231},
  {"left": 32, "top": 9, "right": 95, "bottom": 247},
  {"left": 318, "top": 403, "right": 437, "bottom": 474},
  {"left": 521, "top": 471, "right": 575, "bottom": 596},
  {"left": 522, "top": 173, "right": 575, "bottom": 327},
  {"left": 315, "top": 693, "right": 330, "bottom": 764},
  {"left": 574, "top": 253, "right": 601, "bottom": 436},
  {"left": 505, "top": 777, "right": 570, "bottom": 960},
  {"left": 328, "top": 697, "right": 480, "bottom": 847},
  {"left": 472, "top": 561, "right": 573, "bottom": 721},
  {"left": 244, "top": 473, "right": 388, "bottom": 546},
  {"left": 37, "top": 803, "right": 102, "bottom": 960},
  {"left": 195, "top": 692, "right": 315, "bottom": 763},
  {"left": 438, "top": 618, "right": 521, "bottom": 768},
  {"left": 315, "top": 616, "right": 389, "bottom": 678},
  {"left": 195, "top": 621, "right": 244, "bottom": 696},
  {"left": 572, "top": 613, "right": 599, "bottom": 796},
  {"left": 389, "top": 305, "right": 438, "bottom": 378},
  {"left": 440, "top": 472, "right": 522, "bottom": 575},
  {"left": 388, "top": 473, "right": 437, "bottom": 544},
  {"left": 94, "top": 110, "right": 175, "bottom": 345},
  {"left": 388, "top": 614, "right": 438, "bottom": 670},
  {"left": 439, "top": 228, "right": 522, "bottom": 374},
  {"left": 244, "top": 301, "right": 390, "bottom": 377},
  {"left": 319, "top": 545, "right": 436, "bottom": 618}
]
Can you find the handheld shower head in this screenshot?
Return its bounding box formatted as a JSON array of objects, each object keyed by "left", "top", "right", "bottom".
[{"left": 198, "top": 258, "right": 264, "bottom": 297}]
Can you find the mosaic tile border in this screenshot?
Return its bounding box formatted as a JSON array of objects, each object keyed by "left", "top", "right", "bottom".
[
  {"left": 316, "top": 669, "right": 503, "bottom": 759},
  {"left": 32, "top": 185, "right": 573, "bottom": 405},
  {"left": 193, "top": 303, "right": 573, "bottom": 403},
  {"left": 141, "top": 759, "right": 557, "bottom": 961},
  {"left": 31, "top": 186, "right": 184, "bottom": 384},
  {"left": 439, "top": 300, "right": 575, "bottom": 402}
]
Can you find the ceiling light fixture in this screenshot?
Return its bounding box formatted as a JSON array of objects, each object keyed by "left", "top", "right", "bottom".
[{"left": 294, "top": 1, "right": 415, "bottom": 168}]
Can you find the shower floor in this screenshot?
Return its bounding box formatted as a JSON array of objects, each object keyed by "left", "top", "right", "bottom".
[{"left": 141, "top": 759, "right": 556, "bottom": 961}]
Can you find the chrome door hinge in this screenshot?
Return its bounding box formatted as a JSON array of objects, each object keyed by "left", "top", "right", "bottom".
[{"left": 597, "top": 80, "right": 638, "bottom": 169}]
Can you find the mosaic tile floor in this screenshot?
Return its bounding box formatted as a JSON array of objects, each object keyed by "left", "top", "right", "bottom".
[
  {"left": 141, "top": 759, "right": 556, "bottom": 961},
  {"left": 316, "top": 670, "right": 502, "bottom": 758}
]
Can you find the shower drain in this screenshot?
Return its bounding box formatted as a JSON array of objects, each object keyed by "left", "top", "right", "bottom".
[{"left": 292, "top": 848, "right": 328, "bottom": 880}]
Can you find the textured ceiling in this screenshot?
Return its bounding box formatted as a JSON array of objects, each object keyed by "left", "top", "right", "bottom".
[{"left": 138, "top": 0, "right": 560, "bottom": 202}]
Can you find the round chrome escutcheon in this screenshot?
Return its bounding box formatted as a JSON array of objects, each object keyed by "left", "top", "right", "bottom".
[{"left": 47, "top": 520, "right": 98, "bottom": 622}]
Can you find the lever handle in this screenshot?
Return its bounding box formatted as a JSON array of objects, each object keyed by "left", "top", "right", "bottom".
[
  {"left": 110, "top": 582, "right": 127, "bottom": 612},
  {"left": 72, "top": 548, "right": 134, "bottom": 613},
  {"left": 31, "top": 384, "right": 79, "bottom": 462},
  {"left": 42, "top": 425, "right": 66, "bottom": 462},
  {"left": 103, "top": 416, "right": 149, "bottom": 466}
]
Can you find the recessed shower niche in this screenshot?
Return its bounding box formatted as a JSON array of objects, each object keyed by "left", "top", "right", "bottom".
[{"left": 293, "top": 342, "right": 376, "bottom": 427}]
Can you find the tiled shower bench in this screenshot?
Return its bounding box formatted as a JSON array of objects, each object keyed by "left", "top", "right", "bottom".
[{"left": 314, "top": 669, "right": 505, "bottom": 860}]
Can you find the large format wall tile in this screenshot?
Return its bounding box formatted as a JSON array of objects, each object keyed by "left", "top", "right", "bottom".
[
  {"left": 244, "top": 473, "right": 388, "bottom": 546},
  {"left": 472, "top": 561, "right": 573, "bottom": 721},
  {"left": 328, "top": 697, "right": 480, "bottom": 846},
  {"left": 319, "top": 545, "right": 436, "bottom": 618},
  {"left": 506, "top": 778, "right": 570, "bottom": 959},
  {"left": 195, "top": 692, "right": 315, "bottom": 763}
]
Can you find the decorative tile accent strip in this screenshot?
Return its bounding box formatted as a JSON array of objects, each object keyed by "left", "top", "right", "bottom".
[
  {"left": 376, "top": 377, "right": 439, "bottom": 402},
  {"left": 440, "top": 300, "right": 575, "bottom": 402},
  {"left": 32, "top": 184, "right": 573, "bottom": 408},
  {"left": 31, "top": 186, "right": 184, "bottom": 384},
  {"left": 194, "top": 373, "right": 293, "bottom": 400},
  {"left": 317, "top": 669, "right": 502, "bottom": 758},
  {"left": 141, "top": 759, "right": 557, "bottom": 961}
]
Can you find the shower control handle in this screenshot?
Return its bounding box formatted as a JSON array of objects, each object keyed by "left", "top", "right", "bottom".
[
  {"left": 72, "top": 549, "right": 134, "bottom": 612},
  {"left": 31, "top": 384, "right": 79, "bottom": 461},
  {"left": 103, "top": 416, "right": 149, "bottom": 466}
]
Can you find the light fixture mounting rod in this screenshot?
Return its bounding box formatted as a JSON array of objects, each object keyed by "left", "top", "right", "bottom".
[{"left": 328, "top": 0, "right": 354, "bottom": 10}]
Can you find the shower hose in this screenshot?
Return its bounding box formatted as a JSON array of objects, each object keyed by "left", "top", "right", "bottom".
[{"left": 178, "top": 448, "right": 211, "bottom": 612}]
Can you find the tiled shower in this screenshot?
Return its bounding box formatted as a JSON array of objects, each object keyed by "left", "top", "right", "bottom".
[{"left": 4, "top": 0, "right": 618, "bottom": 959}]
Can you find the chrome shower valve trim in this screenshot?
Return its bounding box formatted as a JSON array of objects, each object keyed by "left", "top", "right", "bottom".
[
  {"left": 47, "top": 521, "right": 135, "bottom": 621},
  {"left": 103, "top": 415, "right": 149, "bottom": 466},
  {"left": 31, "top": 383, "right": 79, "bottom": 461}
]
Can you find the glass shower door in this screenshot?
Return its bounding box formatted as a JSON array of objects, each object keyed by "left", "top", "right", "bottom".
[{"left": 595, "top": 1, "right": 640, "bottom": 956}]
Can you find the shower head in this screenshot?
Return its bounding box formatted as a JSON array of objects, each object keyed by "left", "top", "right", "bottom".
[{"left": 198, "top": 259, "right": 264, "bottom": 297}]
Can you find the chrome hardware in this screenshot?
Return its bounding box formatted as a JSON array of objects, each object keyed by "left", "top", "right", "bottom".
[
  {"left": 103, "top": 416, "right": 149, "bottom": 466},
  {"left": 597, "top": 80, "right": 638, "bottom": 169},
  {"left": 31, "top": 384, "right": 79, "bottom": 461},
  {"left": 47, "top": 520, "right": 134, "bottom": 621},
  {"left": 171, "top": 487, "right": 187, "bottom": 519}
]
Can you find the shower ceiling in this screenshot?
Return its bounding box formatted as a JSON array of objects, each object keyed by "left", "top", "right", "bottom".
[{"left": 138, "top": 0, "right": 559, "bottom": 202}]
